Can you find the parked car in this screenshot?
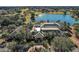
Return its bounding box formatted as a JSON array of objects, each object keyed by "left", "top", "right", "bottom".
[{"left": 32, "top": 24, "right": 41, "bottom": 31}]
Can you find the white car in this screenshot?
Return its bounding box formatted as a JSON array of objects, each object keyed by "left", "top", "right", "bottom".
[{"left": 32, "top": 24, "right": 41, "bottom": 31}]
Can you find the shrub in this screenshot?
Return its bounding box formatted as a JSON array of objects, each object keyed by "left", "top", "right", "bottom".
[{"left": 52, "top": 36, "right": 76, "bottom": 52}]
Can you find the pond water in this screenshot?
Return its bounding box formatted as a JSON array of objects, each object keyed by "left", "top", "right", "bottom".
[{"left": 35, "top": 14, "right": 75, "bottom": 25}]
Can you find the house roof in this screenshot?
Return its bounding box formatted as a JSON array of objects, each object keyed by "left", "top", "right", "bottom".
[
  {"left": 42, "top": 22, "right": 60, "bottom": 26},
  {"left": 41, "top": 22, "right": 60, "bottom": 31},
  {"left": 34, "top": 32, "right": 44, "bottom": 38},
  {"left": 0, "top": 39, "right": 5, "bottom": 44},
  {"left": 41, "top": 28, "right": 60, "bottom": 31},
  {"left": 74, "top": 20, "right": 79, "bottom": 25}
]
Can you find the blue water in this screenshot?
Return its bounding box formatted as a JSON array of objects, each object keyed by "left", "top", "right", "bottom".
[{"left": 35, "top": 14, "right": 75, "bottom": 25}]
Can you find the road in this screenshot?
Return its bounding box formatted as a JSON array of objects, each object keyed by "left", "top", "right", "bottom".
[
  {"left": 8, "top": 26, "right": 23, "bottom": 37},
  {"left": 70, "top": 27, "right": 79, "bottom": 48}
]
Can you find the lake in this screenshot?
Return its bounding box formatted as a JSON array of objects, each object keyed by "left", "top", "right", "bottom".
[{"left": 35, "top": 14, "right": 75, "bottom": 25}]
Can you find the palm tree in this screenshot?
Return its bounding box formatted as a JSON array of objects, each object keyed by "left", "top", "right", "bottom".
[{"left": 64, "top": 10, "right": 67, "bottom": 15}]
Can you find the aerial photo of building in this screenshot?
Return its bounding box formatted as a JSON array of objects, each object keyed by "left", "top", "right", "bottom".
[{"left": 0, "top": 6, "right": 79, "bottom": 52}]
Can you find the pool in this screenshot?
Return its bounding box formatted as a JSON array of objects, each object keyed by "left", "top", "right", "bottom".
[{"left": 35, "top": 14, "right": 75, "bottom": 25}]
